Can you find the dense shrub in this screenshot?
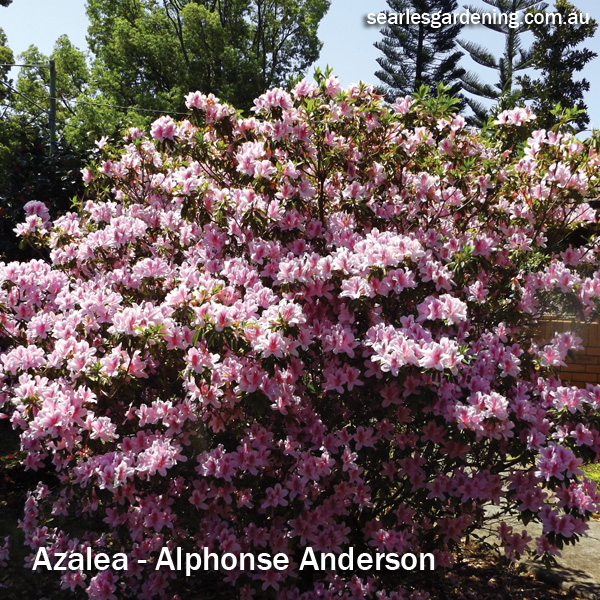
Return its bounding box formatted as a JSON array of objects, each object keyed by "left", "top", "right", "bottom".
[
  {"left": 2, "top": 78, "right": 600, "bottom": 599},
  {"left": 0, "top": 134, "right": 86, "bottom": 262}
]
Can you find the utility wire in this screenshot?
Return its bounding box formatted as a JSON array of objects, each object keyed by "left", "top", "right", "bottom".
[
  {"left": 3, "top": 67, "right": 192, "bottom": 119},
  {"left": 3, "top": 88, "right": 192, "bottom": 118},
  {"left": 0, "top": 81, "right": 49, "bottom": 114},
  {"left": 0, "top": 63, "right": 51, "bottom": 68},
  {"left": 58, "top": 96, "right": 191, "bottom": 117}
]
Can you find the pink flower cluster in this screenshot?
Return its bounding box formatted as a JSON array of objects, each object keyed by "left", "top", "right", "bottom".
[
  {"left": 494, "top": 106, "right": 536, "bottom": 126},
  {"left": 2, "top": 80, "right": 600, "bottom": 599}
]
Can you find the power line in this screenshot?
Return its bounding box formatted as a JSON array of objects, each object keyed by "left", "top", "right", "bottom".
[
  {"left": 58, "top": 96, "right": 191, "bottom": 117},
  {"left": 0, "top": 81, "right": 49, "bottom": 114},
  {"left": 3, "top": 62, "right": 193, "bottom": 153},
  {"left": 0, "top": 63, "right": 51, "bottom": 68},
  {"left": 1, "top": 61, "right": 55, "bottom": 155},
  {"left": 2, "top": 87, "right": 192, "bottom": 120},
  {"left": 3, "top": 61, "right": 192, "bottom": 118},
  {"left": 2, "top": 86, "right": 191, "bottom": 119}
]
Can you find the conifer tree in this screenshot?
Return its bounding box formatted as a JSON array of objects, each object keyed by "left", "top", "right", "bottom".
[
  {"left": 374, "top": 0, "right": 465, "bottom": 101},
  {"left": 459, "top": 0, "right": 546, "bottom": 121},
  {"left": 518, "top": 0, "right": 597, "bottom": 131}
]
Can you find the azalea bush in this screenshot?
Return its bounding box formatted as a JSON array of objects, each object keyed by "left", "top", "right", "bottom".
[{"left": 2, "top": 77, "right": 600, "bottom": 599}]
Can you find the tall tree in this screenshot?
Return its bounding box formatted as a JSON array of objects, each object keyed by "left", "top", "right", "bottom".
[
  {"left": 374, "top": 0, "right": 465, "bottom": 101},
  {"left": 85, "top": 0, "right": 330, "bottom": 113},
  {"left": 0, "top": 1, "right": 13, "bottom": 7},
  {"left": 0, "top": 27, "right": 13, "bottom": 103},
  {"left": 9, "top": 38, "right": 89, "bottom": 148},
  {"left": 518, "top": 0, "right": 597, "bottom": 131},
  {"left": 247, "top": 0, "right": 330, "bottom": 91},
  {"left": 459, "top": 0, "right": 546, "bottom": 121},
  {"left": 0, "top": 27, "right": 16, "bottom": 181},
  {"left": 0, "top": 37, "right": 89, "bottom": 260}
]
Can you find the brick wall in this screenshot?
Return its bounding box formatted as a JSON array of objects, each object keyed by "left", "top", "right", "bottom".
[{"left": 538, "top": 319, "right": 600, "bottom": 386}]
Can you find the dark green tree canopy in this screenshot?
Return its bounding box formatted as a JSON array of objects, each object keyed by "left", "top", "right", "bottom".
[
  {"left": 518, "top": 0, "right": 597, "bottom": 131},
  {"left": 7, "top": 38, "right": 89, "bottom": 147},
  {"left": 0, "top": 33, "right": 87, "bottom": 262},
  {"left": 375, "top": 0, "right": 465, "bottom": 101},
  {"left": 86, "top": 0, "right": 330, "bottom": 113},
  {"left": 0, "top": 27, "right": 13, "bottom": 99},
  {"left": 0, "top": 1, "right": 13, "bottom": 7},
  {"left": 0, "top": 28, "right": 16, "bottom": 179}
]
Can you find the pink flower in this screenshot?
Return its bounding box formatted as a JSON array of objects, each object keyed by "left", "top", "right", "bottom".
[
  {"left": 4, "top": 75, "right": 600, "bottom": 600},
  {"left": 261, "top": 483, "right": 289, "bottom": 508},
  {"left": 324, "top": 76, "right": 341, "bottom": 97},
  {"left": 253, "top": 87, "right": 293, "bottom": 112},
  {"left": 494, "top": 106, "right": 536, "bottom": 126},
  {"left": 392, "top": 95, "right": 412, "bottom": 114},
  {"left": 151, "top": 115, "right": 176, "bottom": 141},
  {"left": 87, "top": 571, "right": 117, "bottom": 600}
]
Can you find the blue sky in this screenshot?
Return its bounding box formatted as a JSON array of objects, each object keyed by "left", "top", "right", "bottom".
[{"left": 1, "top": 0, "right": 600, "bottom": 128}]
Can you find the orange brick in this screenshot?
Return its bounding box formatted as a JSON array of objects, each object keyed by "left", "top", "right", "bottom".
[
  {"left": 569, "top": 355, "right": 599, "bottom": 365},
  {"left": 548, "top": 322, "right": 560, "bottom": 334},
  {"left": 537, "top": 320, "right": 600, "bottom": 383},
  {"left": 558, "top": 372, "right": 577, "bottom": 379},
  {"left": 577, "top": 326, "right": 590, "bottom": 347},
  {"left": 589, "top": 323, "right": 600, "bottom": 346},
  {"left": 571, "top": 372, "right": 597, "bottom": 384}
]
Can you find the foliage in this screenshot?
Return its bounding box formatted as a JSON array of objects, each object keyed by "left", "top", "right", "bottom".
[
  {"left": 2, "top": 80, "right": 600, "bottom": 599},
  {"left": 583, "top": 462, "right": 600, "bottom": 487},
  {"left": 0, "top": 135, "right": 86, "bottom": 261},
  {"left": 374, "top": 0, "right": 465, "bottom": 102},
  {"left": 0, "top": 36, "right": 89, "bottom": 262},
  {"left": 0, "top": 27, "right": 12, "bottom": 97},
  {"left": 0, "top": 27, "right": 16, "bottom": 181},
  {"left": 517, "top": 0, "right": 597, "bottom": 132},
  {"left": 4, "top": 2, "right": 331, "bottom": 169},
  {"left": 6, "top": 38, "right": 90, "bottom": 150},
  {"left": 459, "top": 0, "right": 547, "bottom": 122},
  {"left": 85, "top": 0, "right": 330, "bottom": 117}
]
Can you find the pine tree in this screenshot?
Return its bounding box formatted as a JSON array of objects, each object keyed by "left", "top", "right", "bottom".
[
  {"left": 459, "top": 0, "right": 546, "bottom": 121},
  {"left": 518, "top": 0, "right": 597, "bottom": 131},
  {"left": 374, "top": 0, "right": 465, "bottom": 102}
]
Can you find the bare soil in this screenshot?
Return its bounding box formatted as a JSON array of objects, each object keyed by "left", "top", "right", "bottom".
[{"left": 429, "top": 543, "right": 579, "bottom": 600}]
